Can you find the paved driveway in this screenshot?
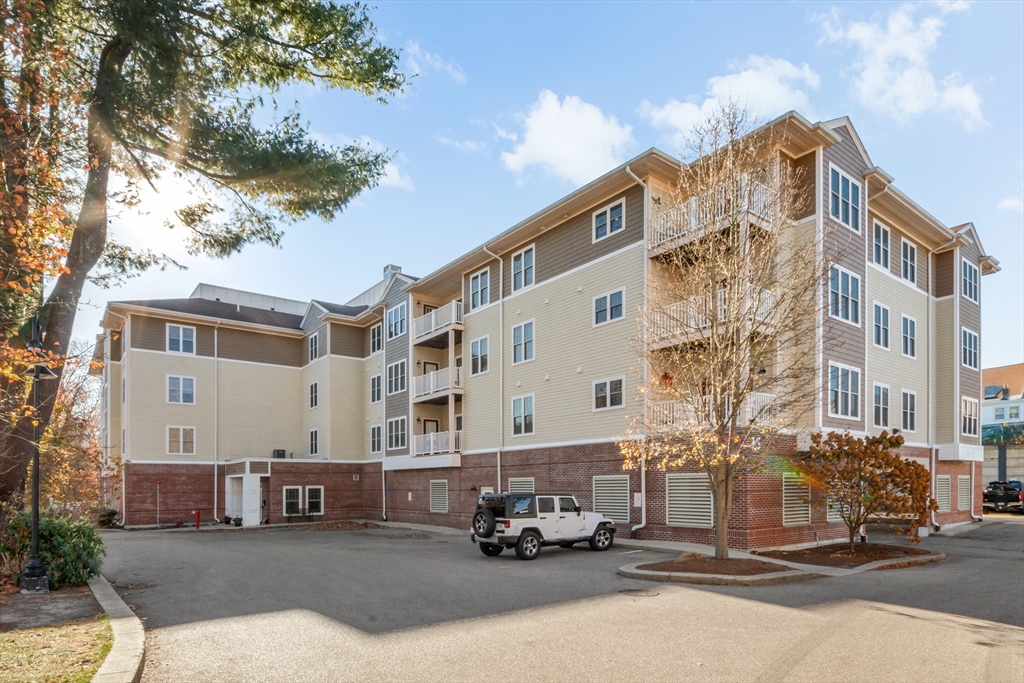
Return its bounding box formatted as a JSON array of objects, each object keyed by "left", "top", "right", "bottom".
[{"left": 101, "top": 520, "right": 1024, "bottom": 683}]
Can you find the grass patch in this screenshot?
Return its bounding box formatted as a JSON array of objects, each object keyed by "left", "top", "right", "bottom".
[{"left": 0, "top": 614, "right": 112, "bottom": 683}]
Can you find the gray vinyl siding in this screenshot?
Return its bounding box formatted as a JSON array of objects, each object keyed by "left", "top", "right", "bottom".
[
  {"left": 464, "top": 260, "right": 501, "bottom": 311},
  {"left": 218, "top": 327, "right": 303, "bottom": 367},
  {"left": 363, "top": 321, "right": 383, "bottom": 357},
  {"left": 304, "top": 320, "right": 327, "bottom": 365},
  {"left": 109, "top": 332, "right": 122, "bottom": 362},
  {"left": 934, "top": 299, "right": 955, "bottom": 444},
  {"left": 958, "top": 242, "right": 983, "bottom": 445},
  {"left": 933, "top": 251, "right": 955, "bottom": 297},
  {"left": 129, "top": 314, "right": 215, "bottom": 356},
  {"left": 330, "top": 323, "right": 364, "bottom": 358},
  {"left": 787, "top": 151, "right": 816, "bottom": 220},
  {"left": 383, "top": 283, "right": 411, "bottom": 456}
]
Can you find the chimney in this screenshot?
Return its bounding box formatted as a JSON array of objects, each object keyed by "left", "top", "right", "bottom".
[{"left": 383, "top": 264, "right": 402, "bottom": 279}]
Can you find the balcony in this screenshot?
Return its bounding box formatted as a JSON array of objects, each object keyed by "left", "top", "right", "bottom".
[
  {"left": 649, "top": 178, "right": 773, "bottom": 252},
  {"left": 649, "top": 393, "right": 776, "bottom": 431},
  {"left": 413, "top": 300, "right": 463, "bottom": 347},
  {"left": 650, "top": 290, "right": 773, "bottom": 343},
  {"left": 413, "top": 366, "right": 464, "bottom": 403},
  {"left": 414, "top": 430, "right": 463, "bottom": 456}
]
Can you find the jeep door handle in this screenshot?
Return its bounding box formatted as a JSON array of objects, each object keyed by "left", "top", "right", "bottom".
[{"left": 558, "top": 516, "right": 566, "bottom": 519}]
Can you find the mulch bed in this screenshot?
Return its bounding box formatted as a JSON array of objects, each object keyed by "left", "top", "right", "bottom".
[
  {"left": 754, "top": 542, "right": 931, "bottom": 569},
  {"left": 200, "top": 520, "right": 387, "bottom": 532},
  {"left": 637, "top": 557, "right": 791, "bottom": 576}
]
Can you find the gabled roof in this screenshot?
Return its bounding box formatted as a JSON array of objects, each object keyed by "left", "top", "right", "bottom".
[
  {"left": 107, "top": 298, "right": 305, "bottom": 330},
  {"left": 824, "top": 116, "right": 873, "bottom": 168},
  {"left": 312, "top": 300, "right": 369, "bottom": 317}
]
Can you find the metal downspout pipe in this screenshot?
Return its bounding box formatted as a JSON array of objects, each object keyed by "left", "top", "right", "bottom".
[
  {"left": 213, "top": 322, "right": 220, "bottom": 523},
  {"left": 483, "top": 245, "right": 504, "bottom": 492},
  {"left": 626, "top": 165, "right": 648, "bottom": 534}
]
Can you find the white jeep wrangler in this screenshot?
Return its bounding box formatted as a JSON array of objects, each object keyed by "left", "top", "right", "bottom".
[{"left": 470, "top": 492, "right": 616, "bottom": 560}]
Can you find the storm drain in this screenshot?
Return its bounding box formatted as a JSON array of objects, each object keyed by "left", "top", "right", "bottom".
[{"left": 618, "top": 589, "right": 659, "bottom": 597}]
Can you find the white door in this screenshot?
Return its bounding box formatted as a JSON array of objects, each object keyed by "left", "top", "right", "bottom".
[
  {"left": 227, "top": 477, "right": 244, "bottom": 519},
  {"left": 423, "top": 419, "right": 439, "bottom": 434},
  {"left": 423, "top": 361, "right": 439, "bottom": 375},
  {"left": 242, "top": 475, "right": 261, "bottom": 527},
  {"left": 558, "top": 496, "right": 587, "bottom": 538},
  {"left": 535, "top": 496, "right": 561, "bottom": 539}
]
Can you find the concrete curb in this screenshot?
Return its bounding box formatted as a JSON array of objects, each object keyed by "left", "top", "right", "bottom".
[
  {"left": 88, "top": 574, "right": 145, "bottom": 683},
  {"left": 858, "top": 553, "right": 946, "bottom": 570},
  {"left": 619, "top": 562, "right": 820, "bottom": 586}
]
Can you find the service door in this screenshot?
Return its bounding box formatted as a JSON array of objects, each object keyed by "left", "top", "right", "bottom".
[
  {"left": 242, "top": 475, "right": 261, "bottom": 527},
  {"left": 536, "top": 497, "right": 560, "bottom": 539}
]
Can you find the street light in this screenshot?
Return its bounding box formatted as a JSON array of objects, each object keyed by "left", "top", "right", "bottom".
[{"left": 19, "top": 314, "right": 58, "bottom": 593}]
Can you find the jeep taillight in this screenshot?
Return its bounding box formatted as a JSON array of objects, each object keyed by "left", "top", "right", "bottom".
[
  {"left": 504, "top": 519, "right": 511, "bottom": 528},
  {"left": 1018, "top": 491, "right": 1022, "bottom": 502}
]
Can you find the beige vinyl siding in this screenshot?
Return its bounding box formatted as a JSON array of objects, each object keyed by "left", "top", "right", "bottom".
[
  {"left": 360, "top": 347, "right": 386, "bottom": 457},
  {"left": 301, "top": 356, "right": 331, "bottom": 457},
  {"left": 130, "top": 314, "right": 216, "bottom": 356},
  {"left": 933, "top": 299, "right": 955, "bottom": 444},
  {"left": 329, "top": 356, "right": 368, "bottom": 459},
  {"left": 107, "top": 362, "right": 123, "bottom": 460},
  {"left": 463, "top": 260, "right": 501, "bottom": 311},
  {"left": 889, "top": 226, "right": 929, "bottom": 293},
  {"left": 330, "top": 323, "right": 364, "bottom": 358},
  {"left": 462, "top": 304, "right": 501, "bottom": 452},
  {"left": 216, "top": 360, "right": 303, "bottom": 460}
]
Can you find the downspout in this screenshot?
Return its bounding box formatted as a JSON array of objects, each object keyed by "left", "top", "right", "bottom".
[
  {"left": 930, "top": 447, "right": 940, "bottom": 531},
  {"left": 483, "top": 245, "right": 504, "bottom": 491},
  {"left": 626, "top": 165, "right": 648, "bottom": 534},
  {"left": 382, "top": 461, "right": 387, "bottom": 521},
  {"left": 969, "top": 461, "right": 982, "bottom": 522},
  {"left": 928, "top": 253, "right": 938, "bottom": 531},
  {"left": 213, "top": 322, "right": 221, "bottom": 523}
]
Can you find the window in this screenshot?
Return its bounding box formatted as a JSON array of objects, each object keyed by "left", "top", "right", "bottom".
[
  {"left": 512, "top": 246, "right": 534, "bottom": 291},
  {"left": 962, "top": 397, "right": 979, "bottom": 436},
  {"left": 594, "top": 378, "right": 624, "bottom": 411},
  {"left": 509, "top": 495, "right": 535, "bottom": 516},
  {"left": 386, "top": 360, "right": 407, "bottom": 395},
  {"left": 902, "top": 391, "right": 916, "bottom": 432},
  {"left": 306, "top": 486, "right": 324, "bottom": 515},
  {"left": 508, "top": 477, "right": 535, "bottom": 493},
  {"left": 873, "top": 384, "right": 889, "bottom": 428},
  {"left": 309, "top": 382, "right": 318, "bottom": 409},
  {"left": 995, "top": 407, "right": 1005, "bottom": 420},
  {"left": 309, "top": 429, "right": 319, "bottom": 456},
  {"left": 593, "top": 199, "right": 625, "bottom": 242},
  {"left": 308, "top": 333, "right": 319, "bottom": 362},
  {"left": 512, "top": 321, "right": 534, "bottom": 364},
  {"left": 370, "top": 425, "right": 382, "bottom": 453},
  {"left": 592, "top": 475, "right": 630, "bottom": 522},
  {"left": 370, "top": 375, "right": 382, "bottom": 403},
  {"left": 167, "top": 376, "right": 195, "bottom": 404},
  {"left": 470, "top": 268, "right": 490, "bottom": 310},
  {"left": 594, "top": 288, "right": 624, "bottom": 326},
  {"left": 828, "top": 363, "right": 860, "bottom": 418},
  {"left": 782, "top": 473, "right": 811, "bottom": 526},
  {"left": 537, "top": 496, "right": 556, "bottom": 514},
  {"left": 470, "top": 337, "right": 489, "bottom": 375},
  {"left": 936, "top": 475, "right": 951, "bottom": 512},
  {"left": 873, "top": 223, "right": 889, "bottom": 268},
  {"left": 1011, "top": 406, "right": 1021, "bottom": 420},
  {"left": 386, "top": 303, "right": 407, "bottom": 339},
  {"left": 370, "top": 323, "right": 383, "bottom": 354},
  {"left": 957, "top": 476, "right": 970, "bottom": 512},
  {"left": 665, "top": 473, "right": 713, "bottom": 528},
  {"left": 167, "top": 324, "right": 195, "bottom": 354},
  {"left": 512, "top": 395, "right": 534, "bottom": 436},
  {"left": 284, "top": 486, "right": 301, "bottom": 516},
  {"left": 902, "top": 316, "right": 916, "bottom": 358},
  {"left": 961, "top": 328, "right": 979, "bottom": 369},
  {"left": 962, "top": 259, "right": 979, "bottom": 303},
  {"left": 829, "top": 266, "right": 860, "bottom": 324},
  {"left": 873, "top": 303, "right": 889, "bottom": 349},
  {"left": 830, "top": 166, "right": 861, "bottom": 231},
  {"left": 429, "top": 480, "right": 449, "bottom": 513},
  {"left": 167, "top": 426, "right": 195, "bottom": 455},
  {"left": 387, "top": 417, "right": 407, "bottom": 450},
  {"left": 901, "top": 240, "right": 917, "bottom": 283}
]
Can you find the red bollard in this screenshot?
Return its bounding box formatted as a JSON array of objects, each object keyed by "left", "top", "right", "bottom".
[{"left": 194, "top": 509, "right": 200, "bottom": 530}]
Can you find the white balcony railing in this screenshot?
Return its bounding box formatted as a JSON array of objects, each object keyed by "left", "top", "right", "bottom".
[
  {"left": 413, "top": 366, "right": 463, "bottom": 398},
  {"left": 650, "top": 177, "right": 773, "bottom": 249},
  {"left": 650, "top": 289, "right": 773, "bottom": 340},
  {"left": 649, "top": 393, "right": 776, "bottom": 430},
  {"left": 413, "top": 300, "right": 463, "bottom": 340},
  {"left": 414, "top": 430, "right": 463, "bottom": 456}
]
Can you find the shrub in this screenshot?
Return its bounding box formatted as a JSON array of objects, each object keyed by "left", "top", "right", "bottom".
[
  {"left": 96, "top": 508, "right": 118, "bottom": 529},
  {"left": 0, "top": 509, "right": 105, "bottom": 589}
]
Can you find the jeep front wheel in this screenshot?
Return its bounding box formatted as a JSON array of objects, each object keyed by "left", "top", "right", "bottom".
[
  {"left": 589, "top": 526, "right": 613, "bottom": 551},
  {"left": 515, "top": 531, "right": 542, "bottom": 560},
  {"left": 479, "top": 543, "right": 504, "bottom": 557},
  {"left": 473, "top": 509, "right": 496, "bottom": 538}
]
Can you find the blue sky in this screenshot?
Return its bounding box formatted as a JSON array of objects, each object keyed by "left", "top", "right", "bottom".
[{"left": 80, "top": 0, "right": 1023, "bottom": 366}]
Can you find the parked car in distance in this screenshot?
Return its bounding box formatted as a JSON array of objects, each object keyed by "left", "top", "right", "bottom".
[
  {"left": 470, "top": 492, "right": 616, "bottom": 560},
  {"left": 982, "top": 480, "right": 1024, "bottom": 514}
]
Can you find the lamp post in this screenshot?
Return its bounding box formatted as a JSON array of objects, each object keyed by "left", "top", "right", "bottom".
[{"left": 19, "top": 314, "right": 58, "bottom": 593}]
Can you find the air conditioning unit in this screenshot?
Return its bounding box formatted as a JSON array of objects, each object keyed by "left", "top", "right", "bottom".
[{"left": 272, "top": 449, "right": 286, "bottom": 459}]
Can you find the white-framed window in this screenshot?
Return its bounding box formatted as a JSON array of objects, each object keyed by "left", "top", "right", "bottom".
[
  {"left": 370, "top": 425, "right": 382, "bottom": 453},
  {"left": 167, "top": 426, "right": 195, "bottom": 455},
  {"left": 429, "top": 480, "right": 449, "bottom": 513},
  {"left": 284, "top": 486, "right": 302, "bottom": 516},
  {"left": 665, "top": 473, "right": 713, "bottom": 528},
  {"left": 901, "top": 240, "right": 917, "bottom": 284},
  {"left": 901, "top": 390, "right": 916, "bottom": 432},
  {"left": 308, "top": 333, "right": 319, "bottom": 362},
  {"left": 167, "top": 324, "right": 196, "bottom": 354},
  {"left": 873, "top": 303, "right": 889, "bottom": 349},
  {"left": 1011, "top": 406, "right": 1021, "bottom": 420},
  {"left": 957, "top": 475, "right": 970, "bottom": 511},
  {"left": 873, "top": 383, "right": 889, "bottom": 428},
  {"left": 387, "top": 303, "right": 407, "bottom": 339},
  {"left": 962, "top": 259, "right": 979, "bottom": 303},
  {"left": 386, "top": 360, "right": 407, "bottom": 395},
  {"left": 309, "top": 382, "right": 318, "bottom": 409},
  {"left": 387, "top": 417, "right": 407, "bottom": 450},
  {"left": 370, "top": 374, "right": 382, "bottom": 403},
  {"left": 936, "top": 475, "right": 951, "bottom": 512},
  {"left": 470, "top": 268, "right": 490, "bottom": 310},
  {"left": 512, "top": 321, "right": 534, "bottom": 364},
  {"left": 961, "top": 327, "right": 979, "bottom": 370},
  {"left": 306, "top": 486, "right": 324, "bottom": 515},
  {"left": 594, "top": 288, "right": 624, "bottom": 326},
  {"left": 309, "top": 429, "right": 319, "bottom": 456},
  {"left": 593, "top": 377, "right": 624, "bottom": 411},
  {"left": 782, "top": 473, "right": 811, "bottom": 526},
  {"left": 593, "top": 198, "right": 625, "bottom": 242},
  {"left": 995, "top": 407, "right": 1005, "bottom": 420},
  {"left": 512, "top": 394, "right": 535, "bottom": 436},
  {"left": 592, "top": 475, "right": 630, "bottom": 522},
  {"left": 167, "top": 376, "right": 195, "bottom": 404},
  {"left": 961, "top": 397, "right": 979, "bottom": 436},
  {"left": 829, "top": 266, "right": 860, "bottom": 325},
  {"left": 508, "top": 477, "right": 535, "bottom": 493},
  {"left": 370, "top": 323, "right": 383, "bottom": 354},
  {"left": 828, "top": 362, "right": 860, "bottom": 419},
  {"left": 512, "top": 245, "right": 535, "bottom": 292},
  {"left": 470, "top": 336, "right": 489, "bottom": 375},
  {"left": 829, "top": 165, "right": 861, "bottom": 231},
  {"left": 873, "top": 222, "right": 890, "bottom": 268},
  {"left": 901, "top": 315, "right": 917, "bottom": 358}
]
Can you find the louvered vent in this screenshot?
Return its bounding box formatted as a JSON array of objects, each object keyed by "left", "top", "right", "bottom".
[
  {"left": 782, "top": 473, "right": 811, "bottom": 526},
  {"left": 507, "top": 477, "right": 535, "bottom": 493},
  {"left": 936, "top": 475, "right": 950, "bottom": 512},
  {"left": 827, "top": 497, "right": 845, "bottom": 523},
  {"left": 429, "top": 480, "right": 448, "bottom": 513},
  {"left": 665, "top": 473, "right": 713, "bottom": 528},
  {"left": 592, "top": 475, "right": 630, "bottom": 523}
]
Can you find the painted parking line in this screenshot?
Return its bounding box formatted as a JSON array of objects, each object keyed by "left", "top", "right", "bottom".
[{"left": 617, "top": 550, "right": 643, "bottom": 555}]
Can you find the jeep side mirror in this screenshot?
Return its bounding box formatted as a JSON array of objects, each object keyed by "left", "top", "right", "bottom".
[{"left": 575, "top": 506, "right": 581, "bottom": 515}]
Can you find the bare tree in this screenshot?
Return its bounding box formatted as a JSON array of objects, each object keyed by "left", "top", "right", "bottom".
[{"left": 619, "top": 104, "right": 836, "bottom": 560}]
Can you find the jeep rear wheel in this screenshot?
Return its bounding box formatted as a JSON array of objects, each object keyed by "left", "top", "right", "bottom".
[
  {"left": 473, "top": 509, "right": 496, "bottom": 538},
  {"left": 479, "top": 543, "right": 504, "bottom": 556},
  {"left": 589, "top": 526, "right": 613, "bottom": 551},
  {"left": 515, "top": 531, "right": 542, "bottom": 560}
]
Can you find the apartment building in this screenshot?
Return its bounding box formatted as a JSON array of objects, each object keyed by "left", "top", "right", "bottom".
[{"left": 94, "top": 112, "right": 998, "bottom": 548}]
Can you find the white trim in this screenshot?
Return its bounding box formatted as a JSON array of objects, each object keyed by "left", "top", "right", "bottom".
[
  {"left": 370, "top": 424, "right": 382, "bottom": 454},
  {"left": 370, "top": 374, "right": 382, "bottom": 403},
  {"left": 308, "top": 332, "right": 320, "bottom": 363},
  {"left": 592, "top": 287, "right": 626, "bottom": 327},
  {"left": 871, "top": 301, "right": 890, "bottom": 350},
  {"left": 592, "top": 376, "right": 626, "bottom": 412},
  {"left": 283, "top": 485, "right": 302, "bottom": 516},
  {"left": 827, "top": 361, "right": 861, "bottom": 420},
  {"left": 328, "top": 354, "right": 365, "bottom": 361},
  {"left": 511, "top": 243, "right": 536, "bottom": 293},
  {"left": 502, "top": 241, "right": 643, "bottom": 303},
  {"left": 828, "top": 264, "right": 862, "bottom": 327},
  {"left": 462, "top": 299, "right": 499, "bottom": 318},
  {"left": 827, "top": 162, "right": 862, "bottom": 233},
  {"left": 960, "top": 396, "right": 979, "bottom": 437},
  {"left": 900, "top": 238, "right": 918, "bottom": 285},
  {"left": 469, "top": 335, "right": 490, "bottom": 376},
  {"left": 872, "top": 220, "right": 890, "bottom": 269},
  {"left": 462, "top": 435, "right": 632, "bottom": 455},
  {"left": 370, "top": 322, "right": 383, "bottom": 355},
  {"left": 386, "top": 416, "right": 408, "bottom": 451},
  {"left": 166, "top": 374, "right": 197, "bottom": 405},
  {"left": 309, "top": 428, "right": 319, "bottom": 456},
  {"left": 165, "top": 322, "right": 197, "bottom": 355},
  {"left": 469, "top": 266, "right": 492, "bottom": 311},
  {"left": 386, "top": 302, "right": 408, "bottom": 340},
  {"left": 960, "top": 326, "right": 979, "bottom": 370},
  {"left": 872, "top": 382, "right": 890, "bottom": 429},
  {"left": 309, "top": 381, "right": 318, "bottom": 409},
  {"left": 511, "top": 319, "right": 535, "bottom": 365},
  {"left": 305, "top": 485, "right": 325, "bottom": 516},
  {"left": 901, "top": 389, "right": 918, "bottom": 433},
  {"left": 592, "top": 197, "right": 626, "bottom": 244},
  {"left": 511, "top": 393, "right": 535, "bottom": 437},
  {"left": 901, "top": 314, "right": 917, "bottom": 359},
  {"left": 386, "top": 359, "right": 407, "bottom": 395},
  {"left": 166, "top": 425, "right": 196, "bottom": 456},
  {"left": 866, "top": 261, "right": 927, "bottom": 297},
  {"left": 961, "top": 257, "right": 980, "bottom": 304}
]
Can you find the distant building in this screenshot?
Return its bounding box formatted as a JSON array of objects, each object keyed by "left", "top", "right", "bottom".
[{"left": 982, "top": 363, "right": 1024, "bottom": 483}]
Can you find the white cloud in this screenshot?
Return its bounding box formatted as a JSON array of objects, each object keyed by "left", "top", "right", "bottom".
[
  {"left": 638, "top": 56, "right": 820, "bottom": 149},
  {"left": 312, "top": 132, "right": 415, "bottom": 192},
  {"left": 405, "top": 41, "right": 467, "bottom": 84},
  {"left": 436, "top": 136, "right": 484, "bottom": 152},
  {"left": 820, "top": 4, "right": 984, "bottom": 130},
  {"left": 499, "top": 90, "right": 634, "bottom": 186},
  {"left": 997, "top": 197, "right": 1023, "bottom": 213},
  {"left": 492, "top": 124, "right": 518, "bottom": 142}
]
